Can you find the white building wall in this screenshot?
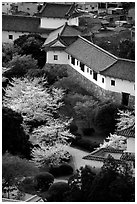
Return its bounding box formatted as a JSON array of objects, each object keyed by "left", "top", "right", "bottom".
[
  {"left": 40, "top": 17, "right": 78, "bottom": 29},
  {"left": 2, "top": 31, "right": 29, "bottom": 43},
  {"left": 68, "top": 56, "right": 107, "bottom": 89},
  {"left": 82, "top": 159, "right": 104, "bottom": 169},
  {"left": 68, "top": 17, "right": 79, "bottom": 26},
  {"left": 105, "top": 76, "right": 135, "bottom": 96},
  {"left": 47, "top": 50, "right": 69, "bottom": 64},
  {"left": 126, "top": 138, "right": 135, "bottom": 153},
  {"left": 68, "top": 56, "right": 135, "bottom": 97},
  {"left": 40, "top": 18, "right": 67, "bottom": 29},
  {"left": 2, "top": 31, "right": 48, "bottom": 43}
]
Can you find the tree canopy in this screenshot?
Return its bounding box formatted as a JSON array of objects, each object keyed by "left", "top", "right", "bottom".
[
  {"left": 14, "top": 34, "right": 46, "bottom": 68},
  {"left": 2, "top": 153, "right": 39, "bottom": 198},
  {"left": 4, "top": 54, "right": 38, "bottom": 79},
  {"left": 2, "top": 106, "right": 32, "bottom": 159}
]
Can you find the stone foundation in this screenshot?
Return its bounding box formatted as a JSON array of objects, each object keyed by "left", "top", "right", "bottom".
[{"left": 67, "top": 65, "right": 135, "bottom": 107}]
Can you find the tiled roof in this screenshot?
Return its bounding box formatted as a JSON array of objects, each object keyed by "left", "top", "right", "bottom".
[
  {"left": 37, "top": 3, "right": 78, "bottom": 19},
  {"left": 44, "top": 23, "right": 81, "bottom": 47},
  {"left": 2, "top": 14, "right": 54, "bottom": 34},
  {"left": 44, "top": 25, "right": 65, "bottom": 46},
  {"left": 83, "top": 147, "right": 123, "bottom": 162},
  {"left": 66, "top": 36, "right": 117, "bottom": 72},
  {"left": 66, "top": 36, "right": 135, "bottom": 81},
  {"left": 117, "top": 125, "right": 135, "bottom": 138},
  {"left": 100, "top": 58, "right": 135, "bottom": 82}
]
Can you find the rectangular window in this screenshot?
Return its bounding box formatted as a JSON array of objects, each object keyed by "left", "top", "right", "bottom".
[
  {"left": 80, "top": 62, "right": 84, "bottom": 72},
  {"left": 111, "top": 80, "right": 115, "bottom": 86},
  {"left": 71, "top": 56, "right": 75, "bottom": 65},
  {"left": 93, "top": 71, "right": 97, "bottom": 81},
  {"left": 77, "top": 60, "right": 79, "bottom": 66},
  {"left": 68, "top": 55, "right": 70, "bottom": 59},
  {"left": 54, "top": 55, "right": 58, "bottom": 60},
  {"left": 90, "top": 70, "right": 92, "bottom": 75},
  {"left": 87, "top": 67, "right": 89, "bottom": 73},
  {"left": 102, "top": 78, "right": 104, "bottom": 83},
  {"left": 9, "top": 34, "right": 13, "bottom": 40}
]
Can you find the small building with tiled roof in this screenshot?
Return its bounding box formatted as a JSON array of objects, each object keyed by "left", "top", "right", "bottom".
[
  {"left": 43, "top": 22, "right": 85, "bottom": 65},
  {"left": 82, "top": 126, "right": 135, "bottom": 172},
  {"left": 65, "top": 36, "right": 135, "bottom": 106},
  {"left": 2, "top": 14, "right": 54, "bottom": 43},
  {"left": 37, "top": 3, "right": 82, "bottom": 29},
  {"left": 82, "top": 147, "right": 124, "bottom": 169}
]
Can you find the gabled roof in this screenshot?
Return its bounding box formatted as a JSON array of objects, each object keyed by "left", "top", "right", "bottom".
[
  {"left": 44, "top": 22, "right": 81, "bottom": 47},
  {"left": 66, "top": 35, "right": 117, "bottom": 72},
  {"left": 2, "top": 14, "right": 53, "bottom": 34},
  {"left": 117, "top": 125, "right": 135, "bottom": 138},
  {"left": 100, "top": 58, "right": 135, "bottom": 82},
  {"left": 65, "top": 36, "right": 135, "bottom": 81},
  {"left": 37, "top": 3, "right": 79, "bottom": 19}
]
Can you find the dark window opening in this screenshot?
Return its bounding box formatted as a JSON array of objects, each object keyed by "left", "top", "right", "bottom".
[
  {"left": 54, "top": 55, "right": 58, "bottom": 60},
  {"left": 111, "top": 80, "right": 115, "bottom": 86},
  {"left": 80, "top": 62, "right": 84, "bottom": 72},
  {"left": 102, "top": 78, "right": 104, "bottom": 83},
  {"left": 71, "top": 56, "right": 75, "bottom": 65},
  {"left": 87, "top": 67, "right": 89, "bottom": 73},
  {"left": 77, "top": 60, "right": 79, "bottom": 66},
  {"left": 93, "top": 71, "right": 97, "bottom": 81},
  {"left": 68, "top": 55, "right": 70, "bottom": 59},
  {"left": 122, "top": 92, "right": 129, "bottom": 106},
  {"left": 9, "top": 34, "right": 13, "bottom": 40},
  {"left": 90, "top": 70, "right": 92, "bottom": 75}
]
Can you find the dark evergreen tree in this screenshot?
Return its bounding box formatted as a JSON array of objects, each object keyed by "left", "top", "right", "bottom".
[{"left": 2, "top": 107, "right": 32, "bottom": 159}]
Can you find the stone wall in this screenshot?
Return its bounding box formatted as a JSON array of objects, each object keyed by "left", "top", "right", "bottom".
[{"left": 67, "top": 65, "right": 135, "bottom": 107}]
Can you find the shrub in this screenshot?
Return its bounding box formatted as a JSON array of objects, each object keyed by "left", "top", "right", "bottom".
[
  {"left": 49, "top": 166, "right": 60, "bottom": 177},
  {"left": 54, "top": 76, "right": 90, "bottom": 95},
  {"left": 69, "top": 122, "right": 78, "bottom": 134},
  {"left": 82, "top": 128, "right": 95, "bottom": 136},
  {"left": 4, "top": 55, "right": 38, "bottom": 79},
  {"left": 27, "top": 68, "right": 46, "bottom": 78},
  {"left": 46, "top": 182, "right": 69, "bottom": 202},
  {"left": 43, "top": 64, "right": 68, "bottom": 85},
  {"left": 18, "top": 177, "right": 36, "bottom": 194},
  {"left": 72, "top": 138, "right": 98, "bottom": 152},
  {"left": 92, "top": 102, "right": 119, "bottom": 135},
  {"left": 14, "top": 34, "right": 46, "bottom": 68},
  {"left": 2, "top": 107, "right": 32, "bottom": 159},
  {"left": 59, "top": 163, "right": 73, "bottom": 175},
  {"left": 34, "top": 172, "right": 54, "bottom": 192},
  {"left": 49, "top": 163, "right": 73, "bottom": 177}
]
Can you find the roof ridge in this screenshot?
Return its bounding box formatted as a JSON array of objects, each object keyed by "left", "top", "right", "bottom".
[
  {"left": 3, "top": 14, "right": 40, "bottom": 19},
  {"left": 78, "top": 35, "right": 118, "bottom": 60},
  {"left": 60, "top": 23, "right": 67, "bottom": 36},
  {"left": 65, "top": 3, "right": 75, "bottom": 16},
  {"left": 39, "top": 3, "right": 46, "bottom": 14},
  {"left": 100, "top": 60, "right": 118, "bottom": 72},
  {"left": 117, "top": 57, "right": 135, "bottom": 63}
]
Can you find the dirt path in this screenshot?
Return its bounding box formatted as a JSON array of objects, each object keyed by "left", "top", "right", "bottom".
[
  {"left": 66, "top": 146, "right": 89, "bottom": 170},
  {"left": 55, "top": 146, "right": 89, "bottom": 182}
]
